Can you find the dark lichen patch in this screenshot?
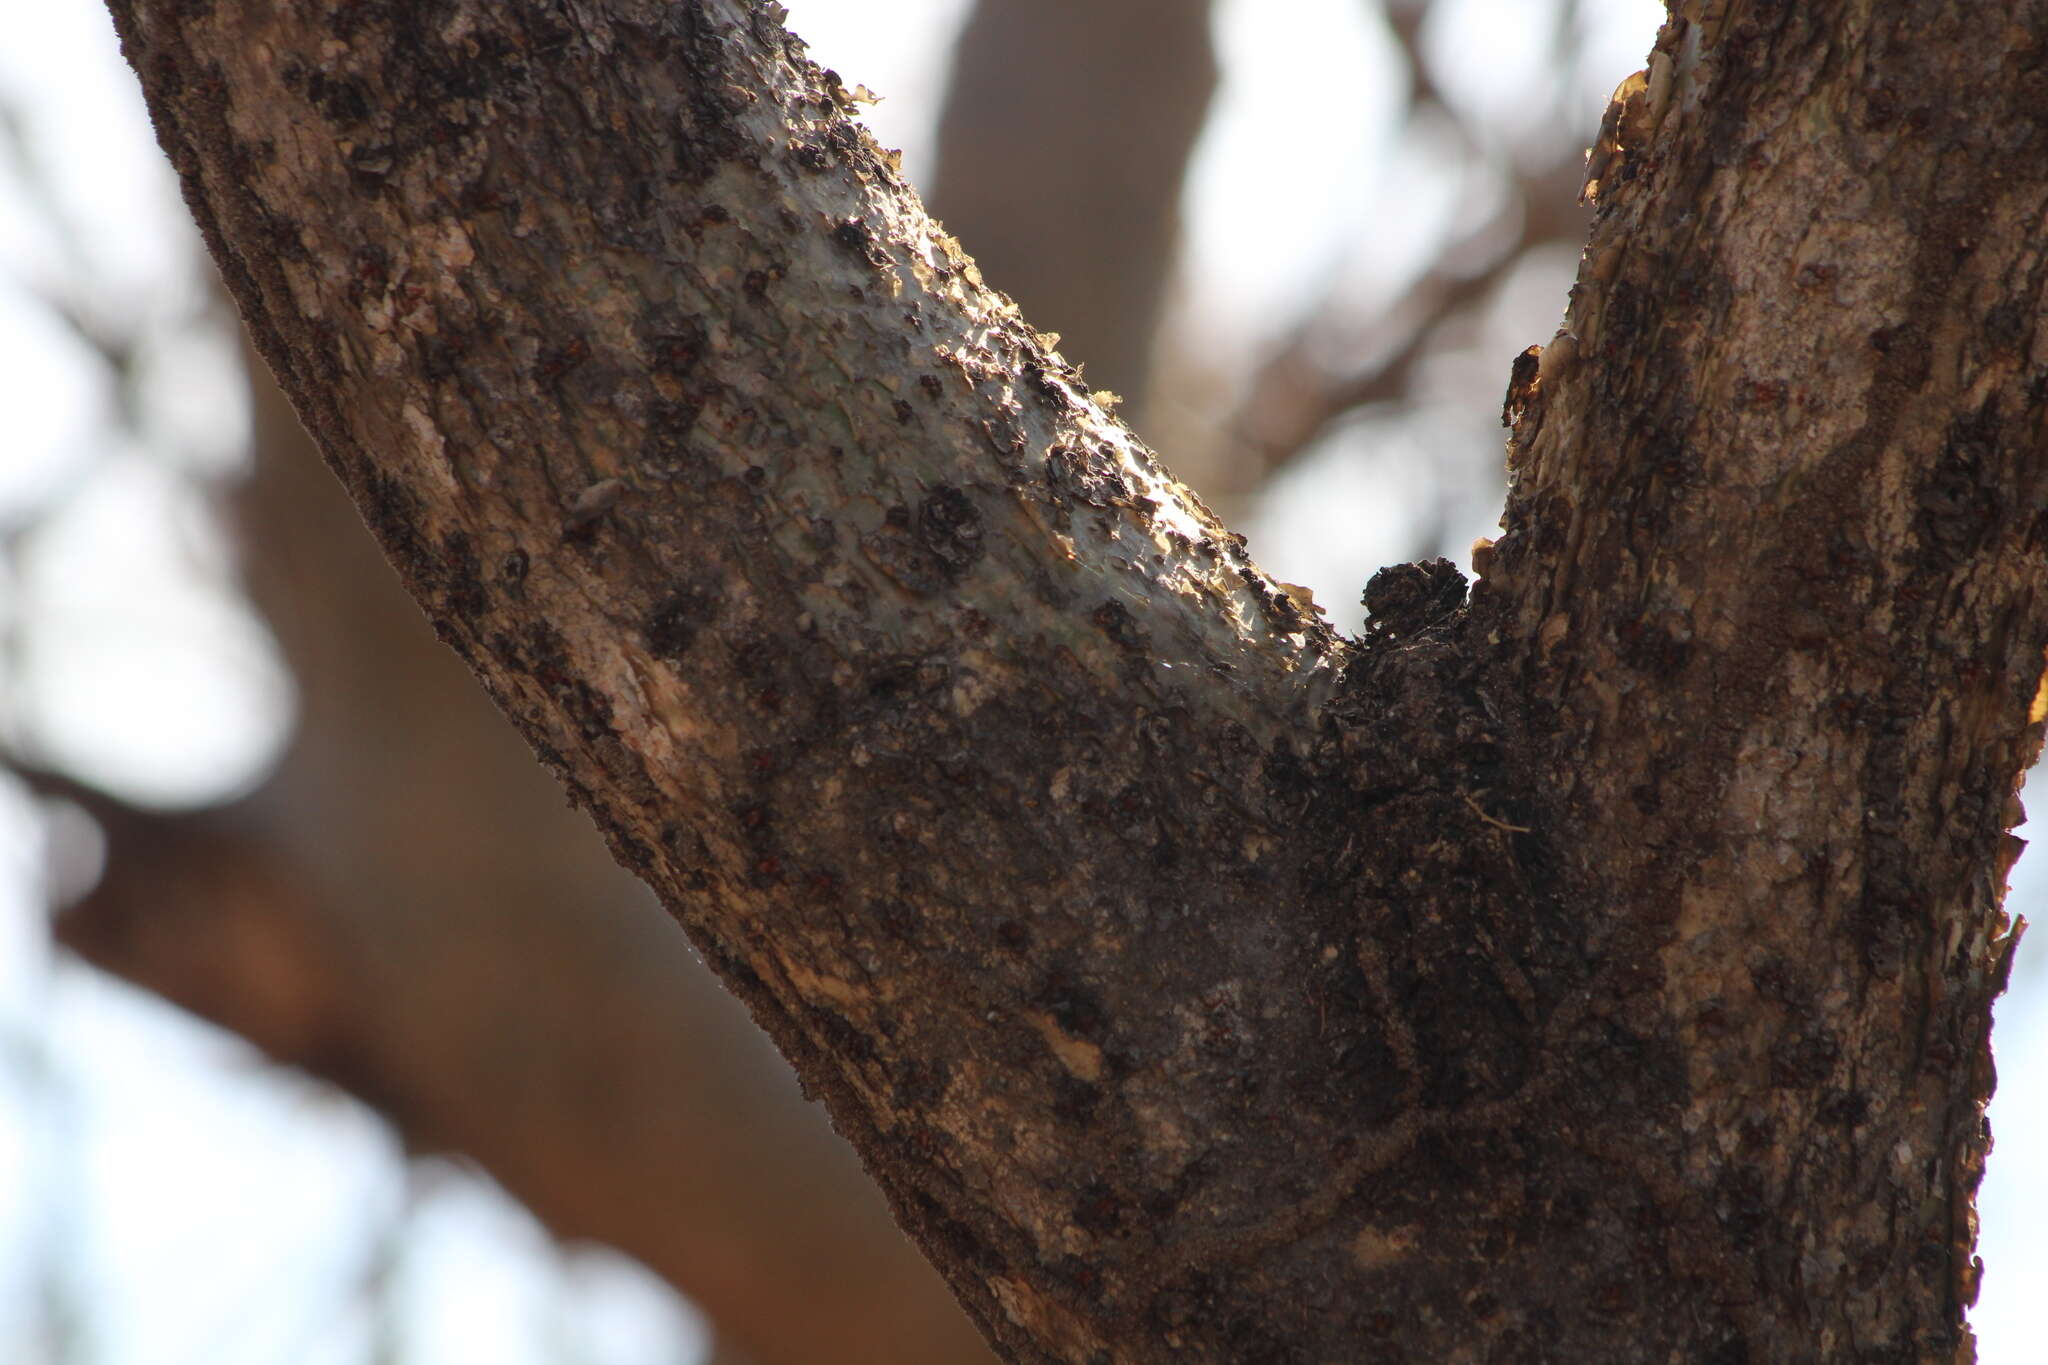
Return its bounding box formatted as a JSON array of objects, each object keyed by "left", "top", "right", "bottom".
[
  {"left": 1072, "top": 1181, "right": 1126, "bottom": 1237},
  {"left": 789, "top": 134, "right": 835, "bottom": 172},
  {"left": 640, "top": 394, "right": 707, "bottom": 474},
  {"left": 279, "top": 59, "right": 371, "bottom": 127},
  {"left": 1091, "top": 599, "right": 1147, "bottom": 652},
  {"left": 518, "top": 620, "right": 615, "bottom": 740},
  {"left": 907, "top": 1190, "right": 1005, "bottom": 1278},
  {"left": 644, "top": 315, "right": 708, "bottom": 376},
  {"left": 414, "top": 331, "right": 462, "bottom": 380},
  {"left": 645, "top": 587, "right": 720, "bottom": 659},
  {"left": 917, "top": 486, "right": 983, "bottom": 577},
  {"left": 1023, "top": 357, "right": 1077, "bottom": 412},
  {"left": 861, "top": 490, "right": 984, "bottom": 595},
  {"left": 499, "top": 547, "right": 530, "bottom": 592},
  {"left": 868, "top": 898, "right": 919, "bottom": 942},
  {"left": 1984, "top": 298, "right": 2028, "bottom": 349},
  {"left": 891, "top": 1056, "right": 950, "bottom": 1111},
  {"left": 356, "top": 468, "right": 431, "bottom": 581},
  {"left": 434, "top": 530, "right": 491, "bottom": 622},
  {"left": 810, "top": 1000, "right": 877, "bottom": 1066},
  {"left": 1034, "top": 969, "right": 1107, "bottom": 1040},
  {"left": 823, "top": 119, "right": 867, "bottom": 165},
  {"left": 534, "top": 337, "right": 591, "bottom": 391},
  {"left": 1045, "top": 443, "right": 1132, "bottom": 508},
  {"left": 1614, "top": 608, "right": 1694, "bottom": 678},
  {"left": 1910, "top": 401, "right": 2005, "bottom": 570},
  {"left": 830, "top": 217, "right": 889, "bottom": 271},
  {"left": 1768, "top": 1026, "right": 1842, "bottom": 1090},
  {"left": 1051, "top": 1072, "right": 1102, "bottom": 1126},
  {"left": 612, "top": 829, "right": 657, "bottom": 876}
]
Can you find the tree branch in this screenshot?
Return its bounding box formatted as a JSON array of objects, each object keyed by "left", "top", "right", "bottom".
[
  {"left": 108, "top": 1, "right": 1340, "bottom": 1356},
  {"left": 1483, "top": 6, "right": 2048, "bottom": 1353}
]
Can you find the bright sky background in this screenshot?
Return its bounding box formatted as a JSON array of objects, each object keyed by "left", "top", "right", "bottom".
[{"left": 1, "top": 1, "right": 2041, "bottom": 1361}]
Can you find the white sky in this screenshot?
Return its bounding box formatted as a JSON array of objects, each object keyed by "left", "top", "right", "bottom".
[{"left": 1, "top": 1, "right": 2041, "bottom": 1361}]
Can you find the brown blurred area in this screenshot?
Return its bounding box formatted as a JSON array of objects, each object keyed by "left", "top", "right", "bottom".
[{"left": 13, "top": 1, "right": 1608, "bottom": 1359}]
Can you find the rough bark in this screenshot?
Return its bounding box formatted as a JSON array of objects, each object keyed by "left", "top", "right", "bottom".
[
  {"left": 1480, "top": 8, "right": 2048, "bottom": 1356},
  {"left": 103, "top": 2, "right": 2046, "bottom": 1362},
  {"left": 54, "top": 345, "right": 992, "bottom": 1365}
]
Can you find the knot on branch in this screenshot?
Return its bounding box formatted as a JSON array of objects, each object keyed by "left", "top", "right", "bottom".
[{"left": 1361, "top": 557, "right": 1468, "bottom": 641}]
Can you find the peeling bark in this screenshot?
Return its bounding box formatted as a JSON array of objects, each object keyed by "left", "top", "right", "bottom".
[{"left": 103, "top": 2, "right": 2047, "bottom": 1362}]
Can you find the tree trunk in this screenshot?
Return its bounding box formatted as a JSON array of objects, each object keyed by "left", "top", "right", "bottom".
[{"left": 104, "top": 2, "right": 2046, "bottom": 1362}]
